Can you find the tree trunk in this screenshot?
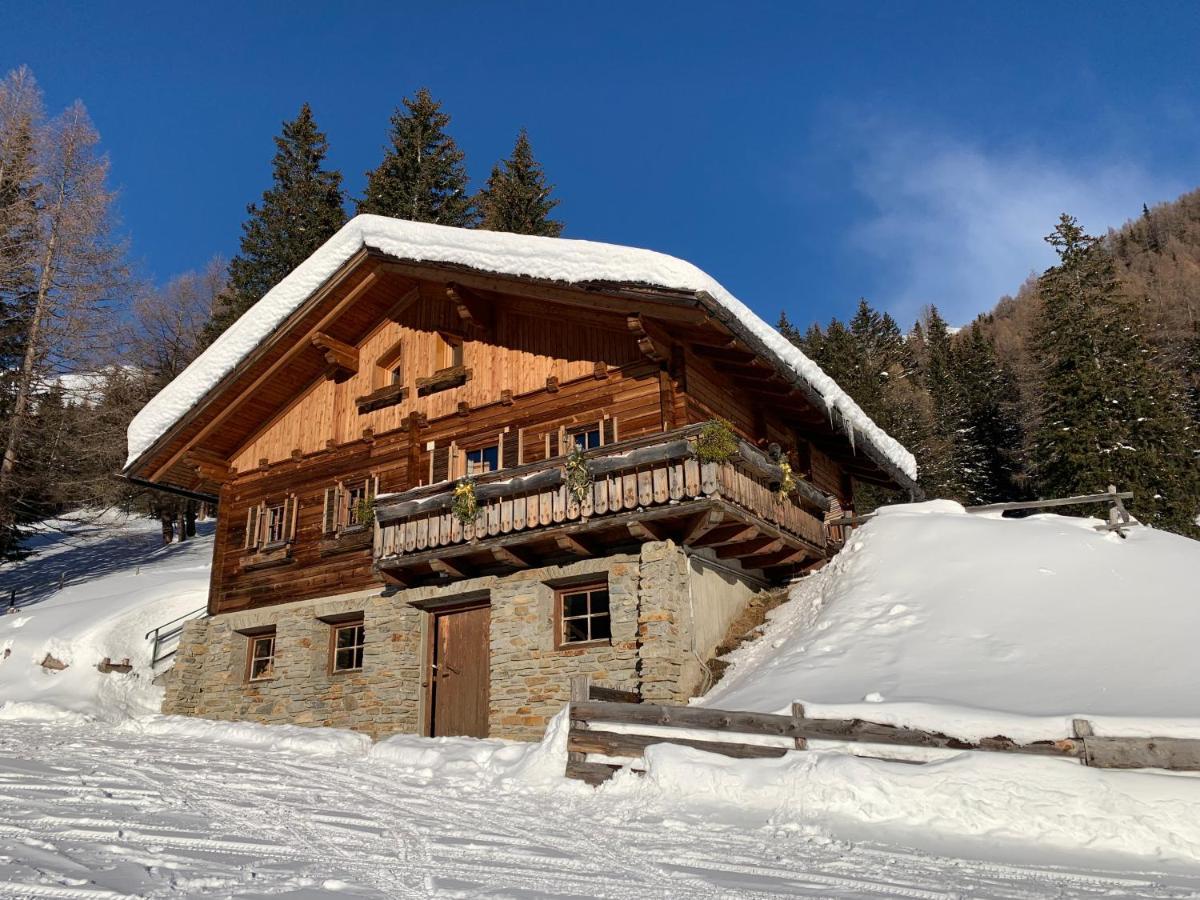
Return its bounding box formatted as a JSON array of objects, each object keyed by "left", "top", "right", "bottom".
[
  {"left": 185, "top": 500, "right": 197, "bottom": 537},
  {"left": 160, "top": 513, "right": 174, "bottom": 545}
]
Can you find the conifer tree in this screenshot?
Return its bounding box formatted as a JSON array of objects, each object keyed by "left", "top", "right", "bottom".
[
  {"left": 954, "top": 321, "right": 1025, "bottom": 500},
  {"left": 205, "top": 104, "right": 345, "bottom": 342},
  {"left": 1031, "top": 215, "right": 1200, "bottom": 534},
  {"left": 358, "top": 88, "right": 474, "bottom": 226},
  {"left": 916, "top": 307, "right": 987, "bottom": 502},
  {"left": 476, "top": 130, "right": 563, "bottom": 236}
]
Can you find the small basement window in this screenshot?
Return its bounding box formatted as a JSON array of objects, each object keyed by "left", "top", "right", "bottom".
[
  {"left": 557, "top": 582, "right": 611, "bottom": 646},
  {"left": 247, "top": 632, "right": 276, "bottom": 681},
  {"left": 330, "top": 620, "right": 366, "bottom": 673}
]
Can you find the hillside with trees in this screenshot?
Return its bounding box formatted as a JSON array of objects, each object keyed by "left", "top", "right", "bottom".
[{"left": 793, "top": 196, "right": 1200, "bottom": 535}]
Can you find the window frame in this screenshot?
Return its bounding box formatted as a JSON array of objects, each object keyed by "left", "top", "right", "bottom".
[
  {"left": 245, "top": 631, "right": 277, "bottom": 682},
  {"left": 464, "top": 442, "right": 500, "bottom": 476},
  {"left": 264, "top": 501, "right": 288, "bottom": 546},
  {"left": 554, "top": 580, "right": 612, "bottom": 649},
  {"left": 328, "top": 618, "right": 366, "bottom": 674}
]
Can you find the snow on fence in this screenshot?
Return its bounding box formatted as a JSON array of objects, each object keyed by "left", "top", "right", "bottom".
[
  {"left": 564, "top": 679, "right": 1200, "bottom": 785},
  {"left": 828, "top": 485, "right": 1136, "bottom": 537}
]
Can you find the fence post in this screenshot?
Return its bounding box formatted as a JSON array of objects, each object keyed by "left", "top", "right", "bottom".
[
  {"left": 791, "top": 702, "right": 808, "bottom": 750},
  {"left": 570, "top": 673, "right": 592, "bottom": 703}
]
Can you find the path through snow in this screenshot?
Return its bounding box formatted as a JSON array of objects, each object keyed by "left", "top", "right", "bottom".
[{"left": 2, "top": 718, "right": 1198, "bottom": 899}]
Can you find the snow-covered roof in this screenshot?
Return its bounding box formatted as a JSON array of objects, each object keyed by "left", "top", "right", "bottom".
[{"left": 125, "top": 216, "right": 917, "bottom": 483}]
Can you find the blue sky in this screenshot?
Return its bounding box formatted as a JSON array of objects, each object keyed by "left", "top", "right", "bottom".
[{"left": 4, "top": 2, "right": 1198, "bottom": 329}]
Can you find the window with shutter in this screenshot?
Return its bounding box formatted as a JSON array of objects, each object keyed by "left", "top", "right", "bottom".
[
  {"left": 501, "top": 429, "right": 520, "bottom": 469},
  {"left": 602, "top": 417, "right": 618, "bottom": 446},
  {"left": 244, "top": 504, "right": 261, "bottom": 549},
  {"left": 430, "top": 445, "right": 451, "bottom": 483},
  {"left": 322, "top": 486, "right": 339, "bottom": 535},
  {"left": 545, "top": 427, "right": 561, "bottom": 459},
  {"left": 283, "top": 495, "right": 297, "bottom": 542}
]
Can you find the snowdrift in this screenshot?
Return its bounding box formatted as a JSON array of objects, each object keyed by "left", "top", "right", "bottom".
[
  {"left": 704, "top": 500, "right": 1200, "bottom": 741},
  {"left": 0, "top": 512, "right": 212, "bottom": 720}
]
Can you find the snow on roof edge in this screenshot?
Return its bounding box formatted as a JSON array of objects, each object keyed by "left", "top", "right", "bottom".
[{"left": 124, "top": 215, "right": 917, "bottom": 482}]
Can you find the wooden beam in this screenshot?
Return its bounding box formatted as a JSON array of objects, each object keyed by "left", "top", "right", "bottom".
[
  {"left": 742, "top": 547, "right": 810, "bottom": 569},
  {"left": 184, "top": 448, "right": 230, "bottom": 483},
  {"left": 716, "top": 536, "right": 784, "bottom": 560},
  {"left": 492, "top": 546, "right": 533, "bottom": 569},
  {"left": 681, "top": 509, "right": 724, "bottom": 545},
  {"left": 430, "top": 557, "right": 472, "bottom": 579},
  {"left": 692, "top": 523, "right": 758, "bottom": 548},
  {"left": 447, "top": 282, "right": 494, "bottom": 336},
  {"left": 310, "top": 331, "right": 359, "bottom": 376},
  {"left": 627, "top": 519, "right": 671, "bottom": 542},
  {"left": 555, "top": 534, "right": 596, "bottom": 556},
  {"left": 627, "top": 314, "right": 671, "bottom": 364},
  {"left": 148, "top": 265, "right": 381, "bottom": 482},
  {"left": 384, "top": 285, "right": 420, "bottom": 322}
]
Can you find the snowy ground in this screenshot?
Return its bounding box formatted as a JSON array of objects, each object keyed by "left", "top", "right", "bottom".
[
  {"left": 4, "top": 715, "right": 1200, "bottom": 899},
  {"left": 4, "top": 506, "right": 1200, "bottom": 897},
  {"left": 1, "top": 512, "right": 212, "bottom": 719}
]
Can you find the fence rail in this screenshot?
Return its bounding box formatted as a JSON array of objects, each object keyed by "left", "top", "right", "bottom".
[
  {"left": 827, "top": 485, "right": 1137, "bottom": 537},
  {"left": 564, "top": 695, "right": 1200, "bottom": 785},
  {"left": 144, "top": 605, "right": 208, "bottom": 668}
]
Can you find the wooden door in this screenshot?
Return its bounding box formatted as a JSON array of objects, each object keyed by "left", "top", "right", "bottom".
[{"left": 429, "top": 602, "right": 491, "bottom": 738}]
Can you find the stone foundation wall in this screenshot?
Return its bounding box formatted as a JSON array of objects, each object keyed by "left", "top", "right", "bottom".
[{"left": 164, "top": 540, "right": 755, "bottom": 741}]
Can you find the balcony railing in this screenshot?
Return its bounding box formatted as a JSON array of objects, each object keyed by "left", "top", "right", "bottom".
[{"left": 373, "top": 425, "right": 831, "bottom": 579}]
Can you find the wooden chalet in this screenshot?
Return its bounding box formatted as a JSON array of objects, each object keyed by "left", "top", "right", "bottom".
[{"left": 125, "top": 216, "right": 917, "bottom": 741}]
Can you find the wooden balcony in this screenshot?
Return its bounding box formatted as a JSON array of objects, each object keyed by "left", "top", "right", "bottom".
[{"left": 373, "top": 426, "right": 832, "bottom": 586}]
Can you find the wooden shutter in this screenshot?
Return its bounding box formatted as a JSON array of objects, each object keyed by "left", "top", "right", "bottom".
[
  {"left": 368, "top": 475, "right": 378, "bottom": 501},
  {"left": 284, "top": 495, "right": 298, "bottom": 541},
  {"left": 545, "top": 427, "right": 562, "bottom": 459},
  {"left": 430, "top": 445, "right": 450, "bottom": 483},
  {"left": 244, "top": 504, "right": 261, "bottom": 549},
  {"left": 501, "top": 429, "right": 520, "bottom": 470},
  {"left": 322, "top": 487, "right": 338, "bottom": 535},
  {"left": 602, "top": 417, "right": 618, "bottom": 446}
]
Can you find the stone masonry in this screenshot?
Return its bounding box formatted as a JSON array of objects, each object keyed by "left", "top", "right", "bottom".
[{"left": 164, "top": 540, "right": 751, "bottom": 741}]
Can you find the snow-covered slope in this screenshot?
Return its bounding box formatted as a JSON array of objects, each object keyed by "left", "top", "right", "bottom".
[
  {"left": 0, "top": 512, "right": 212, "bottom": 721},
  {"left": 705, "top": 500, "right": 1200, "bottom": 741}
]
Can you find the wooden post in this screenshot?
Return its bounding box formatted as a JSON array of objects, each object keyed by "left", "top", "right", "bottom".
[
  {"left": 791, "top": 702, "right": 808, "bottom": 750},
  {"left": 570, "top": 673, "right": 592, "bottom": 703},
  {"left": 1072, "top": 718, "right": 1094, "bottom": 738}
]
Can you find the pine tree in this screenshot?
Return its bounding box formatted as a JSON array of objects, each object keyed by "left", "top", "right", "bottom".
[
  {"left": 954, "top": 321, "right": 1025, "bottom": 500},
  {"left": 1031, "top": 214, "right": 1200, "bottom": 534},
  {"left": 916, "top": 307, "right": 987, "bottom": 502},
  {"left": 358, "top": 88, "right": 474, "bottom": 226},
  {"left": 476, "top": 130, "right": 563, "bottom": 236},
  {"left": 204, "top": 104, "right": 345, "bottom": 342}
]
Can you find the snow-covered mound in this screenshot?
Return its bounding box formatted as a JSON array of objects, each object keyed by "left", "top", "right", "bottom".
[
  {"left": 0, "top": 512, "right": 212, "bottom": 721},
  {"left": 705, "top": 500, "right": 1200, "bottom": 742}
]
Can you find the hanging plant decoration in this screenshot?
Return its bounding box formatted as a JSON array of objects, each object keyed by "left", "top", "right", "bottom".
[
  {"left": 452, "top": 476, "right": 478, "bottom": 525},
  {"left": 695, "top": 418, "right": 738, "bottom": 463},
  {"left": 565, "top": 445, "right": 592, "bottom": 506},
  {"left": 354, "top": 496, "right": 376, "bottom": 527},
  {"left": 776, "top": 459, "right": 797, "bottom": 497}
]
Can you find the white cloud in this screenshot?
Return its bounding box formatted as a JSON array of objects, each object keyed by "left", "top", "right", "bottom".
[{"left": 845, "top": 129, "right": 1183, "bottom": 325}]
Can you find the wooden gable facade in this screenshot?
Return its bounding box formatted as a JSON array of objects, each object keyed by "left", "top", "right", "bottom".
[{"left": 126, "top": 250, "right": 912, "bottom": 618}]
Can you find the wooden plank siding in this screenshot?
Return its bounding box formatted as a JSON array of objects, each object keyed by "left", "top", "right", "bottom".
[{"left": 179, "top": 263, "right": 871, "bottom": 616}]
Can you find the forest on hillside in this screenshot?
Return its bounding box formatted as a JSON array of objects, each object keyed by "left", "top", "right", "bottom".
[{"left": 1, "top": 61, "right": 1197, "bottom": 563}]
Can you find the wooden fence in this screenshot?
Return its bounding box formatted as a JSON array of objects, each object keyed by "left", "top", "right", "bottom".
[
  {"left": 827, "top": 485, "right": 1137, "bottom": 538},
  {"left": 564, "top": 688, "right": 1200, "bottom": 785}
]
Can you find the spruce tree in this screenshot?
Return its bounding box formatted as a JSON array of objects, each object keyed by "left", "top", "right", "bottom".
[
  {"left": 358, "top": 88, "right": 475, "bottom": 226},
  {"left": 476, "top": 130, "right": 563, "bottom": 236},
  {"left": 954, "top": 321, "right": 1025, "bottom": 500},
  {"left": 205, "top": 104, "right": 345, "bottom": 343},
  {"left": 1031, "top": 215, "right": 1200, "bottom": 534},
  {"left": 918, "top": 307, "right": 987, "bottom": 502}
]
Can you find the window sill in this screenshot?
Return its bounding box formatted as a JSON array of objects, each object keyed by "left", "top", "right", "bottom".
[
  {"left": 319, "top": 528, "right": 371, "bottom": 557},
  {"left": 241, "top": 543, "right": 294, "bottom": 571},
  {"left": 555, "top": 639, "right": 612, "bottom": 652},
  {"left": 328, "top": 667, "right": 364, "bottom": 677},
  {"left": 416, "top": 365, "right": 471, "bottom": 397},
  {"left": 356, "top": 382, "right": 408, "bottom": 414}
]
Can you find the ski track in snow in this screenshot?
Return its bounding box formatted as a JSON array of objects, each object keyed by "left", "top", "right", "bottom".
[{"left": 1, "top": 721, "right": 1197, "bottom": 899}]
